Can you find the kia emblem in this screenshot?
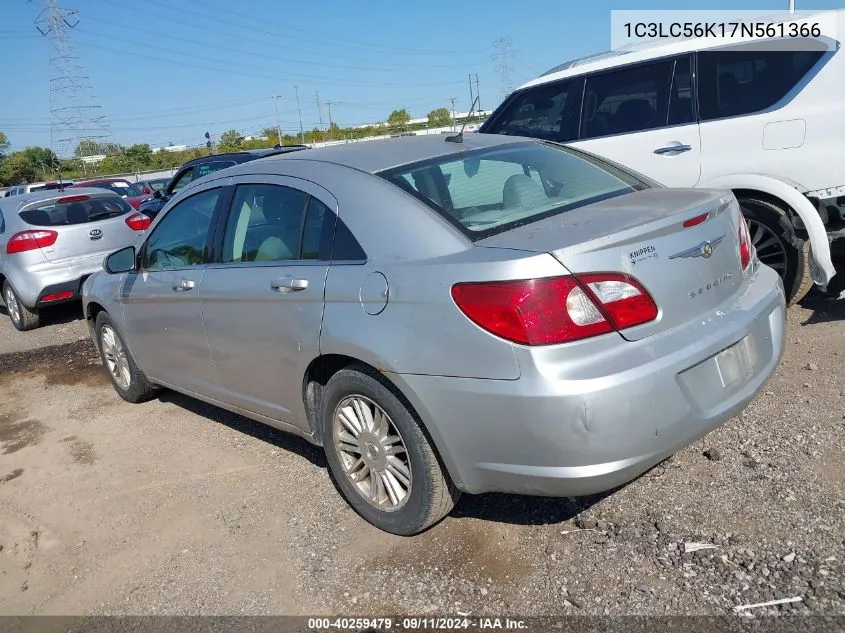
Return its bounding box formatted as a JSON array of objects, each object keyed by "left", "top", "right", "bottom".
[{"left": 89, "top": 228, "right": 103, "bottom": 240}]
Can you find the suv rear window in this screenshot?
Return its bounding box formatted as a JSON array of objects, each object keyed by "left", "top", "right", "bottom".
[
  {"left": 380, "top": 141, "right": 647, "bottom": 240},
  {"left": 19, "top": 196, "right": 133, "bottom": 226}
]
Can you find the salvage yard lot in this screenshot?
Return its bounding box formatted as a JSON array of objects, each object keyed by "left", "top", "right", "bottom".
[{"left": 0, "top": 293, "right": 843, "bottom": 616}]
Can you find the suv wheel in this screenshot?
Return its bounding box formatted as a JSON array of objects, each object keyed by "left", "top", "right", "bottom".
[
  {"left": 321, "top": 365, "right": 459, "bottom": 535},
  {"left": 3, "top": 281, "right": 40, "bottom": 331},
  {"left": 737, "top": 196, "right": 813, "bottom": 305}
]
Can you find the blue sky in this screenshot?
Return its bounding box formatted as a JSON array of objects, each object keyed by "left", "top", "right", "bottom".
[{"left": 2, "top": 0, "right": 842, "bottom": 153}]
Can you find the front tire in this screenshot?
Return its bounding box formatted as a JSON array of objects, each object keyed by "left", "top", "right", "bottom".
[
  {"left": 321, "top": 365, "right": 459, "bottom": 535},
  {"left": 95, "top": 311, "right": 157, "bottom": 403},
  {"left": 3, "top": 281, "right": 39, "bottom": 331},
  {"left": 737, "top": 195, "right": 813, "bottom": 305}
]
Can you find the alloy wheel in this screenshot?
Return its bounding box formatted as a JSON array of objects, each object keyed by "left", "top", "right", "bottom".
[
  {"left": 746, "top": 219, "right": 787, "bottom": 274},
  {"left": 100, "top": 324, "right": 131, "bottom": 390},
  {"left": 4, "top": 286, "right": 20, "bottom": 325}
]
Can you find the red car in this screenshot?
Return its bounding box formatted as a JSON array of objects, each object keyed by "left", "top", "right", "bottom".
[{"left": 71, "top": 178, "right": 152, "bottom": 210}]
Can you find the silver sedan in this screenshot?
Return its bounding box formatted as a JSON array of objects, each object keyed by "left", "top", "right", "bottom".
[{"left": 82, "top": 133, "right": 786, "bottom": 535}]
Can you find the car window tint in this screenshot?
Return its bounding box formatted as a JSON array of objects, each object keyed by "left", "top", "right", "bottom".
[
  {"left": 698, "top": 43, "right": 825, "bottom": 120},
  {"left": 19, "top": 196, "right": 132, "bottom": 226},
  {"left": 222, "top": 184, "right": 308, "bottom": 263},
  {"left": 483, "top": 78, "right": 582, "bottom": 142},
  {"left": 169, "top": 168, "right": 194, "bottom": 194},
  {"left": 142, "top": 188, "right": 219, "bottom": 270},
  {"left": 301, "top": 197, "right": 330, "bottom": 260},
  {"left": 668, "top": 57, "right": 694, "bottom": 125},
  {"left": 332, "top": 218, "right": 367, "bottom": 261},
  {"left": 581, "top": 59, "right": 674, "bottom": 138},
  {"left": 197, "top": 161, "right": 236, "bottom": 178}
]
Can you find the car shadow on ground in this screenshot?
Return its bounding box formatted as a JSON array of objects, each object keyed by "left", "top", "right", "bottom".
[
  {"left": 158, "top": 388, "right": 622, "bottom": 528},
  {"left": 0, "top": 301, "right": 85, "bottom": 327},
  {"left": 799, "top": 269, "right": 845, "bottom": 325}
]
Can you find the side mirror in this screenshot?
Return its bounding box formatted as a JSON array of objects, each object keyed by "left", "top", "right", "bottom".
[
  {"left": 104, "top": 246, "right": 137, "bottom": 274},
  {"left": 153, "top": 189, "right": 165, "bottom": 200}
]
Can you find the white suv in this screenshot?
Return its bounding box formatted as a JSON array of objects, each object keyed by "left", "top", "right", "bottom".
[{"left": 480, "top": 10, "right": 843, "bottom": 303}]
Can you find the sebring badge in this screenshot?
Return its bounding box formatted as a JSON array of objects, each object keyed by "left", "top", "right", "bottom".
[{"left": 669, "top": 235, "right": 725, "bottom": 260}]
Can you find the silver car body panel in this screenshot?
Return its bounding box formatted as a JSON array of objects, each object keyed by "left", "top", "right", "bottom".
[{"left": 83, "top": 134, "right": 786, "bottom": 497}]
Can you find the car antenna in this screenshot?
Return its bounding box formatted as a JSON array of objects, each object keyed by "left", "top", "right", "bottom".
[{"left": 445, "top": 95, "right": 480, "bottom": 144}]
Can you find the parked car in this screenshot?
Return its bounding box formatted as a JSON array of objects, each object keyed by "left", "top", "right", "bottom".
[
  {"left": 479, "top": 10, "right": 844, "bottom": 304},
  {"left": 138, "top": 146, "right": 309, "bottom": 218},
  {"left": 4, "top": 180, "right": 75, "bottom": 197},
  {"left": 83, "top": 134, "right": 785, "bottom": 535},
  {"left": 71, "top": 178, "right": 152, "bottom": 210},
  {"left": 1, "top": 189, "right": 151, "bottom": 331}
]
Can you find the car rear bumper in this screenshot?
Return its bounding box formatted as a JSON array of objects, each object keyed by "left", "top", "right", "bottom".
[
  {"left": 6, "top": 256, "right": 105, "bottom": 308},
  {"left": 388, "top": 263, "right": 786, "bottom": 496}
]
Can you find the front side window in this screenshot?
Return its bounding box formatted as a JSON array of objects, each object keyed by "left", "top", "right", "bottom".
[
  {"left": 483, "top": 77, "right": 582, "bottom": 142},
  {"left": 698, "top": 41, "right": 825, "bottom": 120},
  {"left": 581, "top": 59, "right": 674, "bottom": 138},
  {"left": 168, "top": 168, "right": 195, "bottom": 195},
  {"left": 141, "top": 188, "right": 219, "bottom": 270},
  {"left": 221, "top": 184, "right": 309, "bottom": 263},
  {"left": 381, "top": 142, "right": 647, "bottom": 240}
]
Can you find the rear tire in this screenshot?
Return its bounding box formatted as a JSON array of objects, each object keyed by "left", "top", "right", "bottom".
[
  {"left": 95, "top": 311, "right": 157, "bottom": 403},
  {"left": 321, "top": 365, "right": 459, "bottom": 535},
  {"left": 3, "top": 281, "right": 40, "bottom": 331},
  {"left": 736, "top": 195, "right": 813, "bottom": 305}
]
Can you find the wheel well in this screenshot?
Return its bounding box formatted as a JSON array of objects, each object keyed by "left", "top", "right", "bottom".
[
  {"left": 86, "top": 301, "right": 106, "bottom": 323},
  {"left": 732, "top": 189, "right": 798, "bottom": 226},
  {"left": 303, "top": 354, "right": 368, "bottom": 446}
]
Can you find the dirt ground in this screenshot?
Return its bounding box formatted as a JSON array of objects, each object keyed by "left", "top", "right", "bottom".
[{"left": 0, "top": 281, "right": 843, "bottom": 617}]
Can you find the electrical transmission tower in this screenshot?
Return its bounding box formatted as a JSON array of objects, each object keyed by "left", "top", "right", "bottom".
[
  {"left": 34, "top": 0, "right": 113, "bottom": 160},
  {"left": 492, "top": 37, "right": 515, "bottom": 103}
]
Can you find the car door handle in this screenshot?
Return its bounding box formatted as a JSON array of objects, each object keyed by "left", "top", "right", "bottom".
[
  {"left": 270, "top": 277, "right": 308, "bottom": 293},
  {"left": 172, "top": 279, "right": 195, "bottom": 291},
  {"left": 654, "top": 143, "right": 693, "bottom": 155}
]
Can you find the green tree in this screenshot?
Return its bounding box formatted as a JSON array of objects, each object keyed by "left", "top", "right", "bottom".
[
  {"left": 125, "top": 143, "right": 153, "bottom": 167},
  {"left": 0, "top": 152, "right": 38, "bottom": 186},
  {"left": 217, "top": 129, "right": 244, "bottom": 153},
  {"left": 74, "top": 139, "right": 102, "bottom": 157},
  {"left": 427, "top": 107, "right": 452, "bottom": 128},
  {"left": 387, "top": 108, "right": 411, "bottom": 132},
  {"left": 21, "top": 147, "right": 60, "bottom": 177},
  {"left": 0, "top": 132, "right": 10, "bottom": 159}
]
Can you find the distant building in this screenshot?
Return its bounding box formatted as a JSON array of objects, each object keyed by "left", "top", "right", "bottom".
[{"left": 152, "top": 145, "right": 188, "bottom": 154}]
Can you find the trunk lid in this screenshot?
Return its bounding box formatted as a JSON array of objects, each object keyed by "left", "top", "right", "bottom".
[
  {"left": 476, "top": 188, "right": 747, "bottom": 341},
  {"left": 18, "top": 191, "right": 144, "bottom": 263}
]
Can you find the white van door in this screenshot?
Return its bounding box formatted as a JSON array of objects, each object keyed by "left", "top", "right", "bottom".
[{"left": 570, "top": 55, "right": 702, "bottom": 188}]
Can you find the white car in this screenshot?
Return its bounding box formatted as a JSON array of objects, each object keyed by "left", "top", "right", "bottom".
[{"left": 480, "top": 9, "right": 843, "bottom": 303}]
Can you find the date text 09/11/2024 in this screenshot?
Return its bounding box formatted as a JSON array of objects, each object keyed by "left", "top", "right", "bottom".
[
  {"left": 307, "top": 617, "right": 528, "bottom": 630},
  {"left": 622, "top": 21, "right": 822, "bottom": 39}
]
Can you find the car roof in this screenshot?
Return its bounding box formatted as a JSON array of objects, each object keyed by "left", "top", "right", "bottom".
[
  {"left": 182, "top": 145, "right": 308, "bottom": 168},
  {"left": 73, "top": 177, "right": 127, "bottom": 185},
  {"left": 0, "top": 187, "right": 121, "bottom": 211},
  {"left": 521, "top": 8, "right": 843, "bottom": 90},
  {"left": 259, "top": 133, "right": 533, "bottom": 174}
]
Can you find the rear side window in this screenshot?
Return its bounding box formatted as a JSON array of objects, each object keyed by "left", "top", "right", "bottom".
[
  {"left": 19, "top": 196, "right": 132, "bottom": 226},
  {"left": 483, "top": 77, "right": 582, "bottom": 142},
  {"left": 698, "top": 42, "right": 826, "bottom": 120},
  {"left": 581, "top": 59, "right": 675, "bottom": 138}
]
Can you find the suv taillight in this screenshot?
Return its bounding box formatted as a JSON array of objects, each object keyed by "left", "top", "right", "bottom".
[
  {"left": 738, "top": 216, "right": 753, "bottom": 270},
  {"left": 125, "top": 212, "right": 152, "bottom": 231},
  {"left": 451, "top": 273, "right": 658, "bottom": 346},
  {"left": 6, "top": 230, "right": 58, "bottom": 254}
]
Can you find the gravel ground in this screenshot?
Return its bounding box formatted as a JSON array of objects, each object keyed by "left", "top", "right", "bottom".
[{"left": 0, "top": 282, "right": 843, "bottom": 619}]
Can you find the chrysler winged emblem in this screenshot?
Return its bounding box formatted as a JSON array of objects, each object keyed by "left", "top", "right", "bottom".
[{"left": 669, "top": 235, "right": 725, "bottom": 260}]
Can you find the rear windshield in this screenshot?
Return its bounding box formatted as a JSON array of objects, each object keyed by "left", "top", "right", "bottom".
[
  {"left": 93, "top": 181, "right": 144, "bottom": 197},
  {"left": 19, "top": 196, "right": 133, "bottom": 226},
  {"left": 380, "top": 141, "right": 648, "bottom": 239}
]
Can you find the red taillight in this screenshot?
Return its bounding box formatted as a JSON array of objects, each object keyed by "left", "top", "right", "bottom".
[
  {"left": 683, "top": 212, "right": 709, "bottom": 228},
  {"left": 125, "top": 212, "right": 152, "bottom": 231},
  {"left": 41, "top": 291, "right": 74, "bottom": 302},
  {"left": 6, "top": 230, "right": 58, "bottom": 254},
  {"left": 57, "top": 194, "right": 90, "bottom": 204},
  {"left": 738, "top": 216, "right": 753, "bottom": 270},
  {"left": 451, "top": 273, "right": 658, "bottom": 346}
]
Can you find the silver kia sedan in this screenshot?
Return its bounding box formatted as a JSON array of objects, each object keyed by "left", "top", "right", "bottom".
[{"left": 82, "top": 133, "right": 786, "bottom": 535}]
